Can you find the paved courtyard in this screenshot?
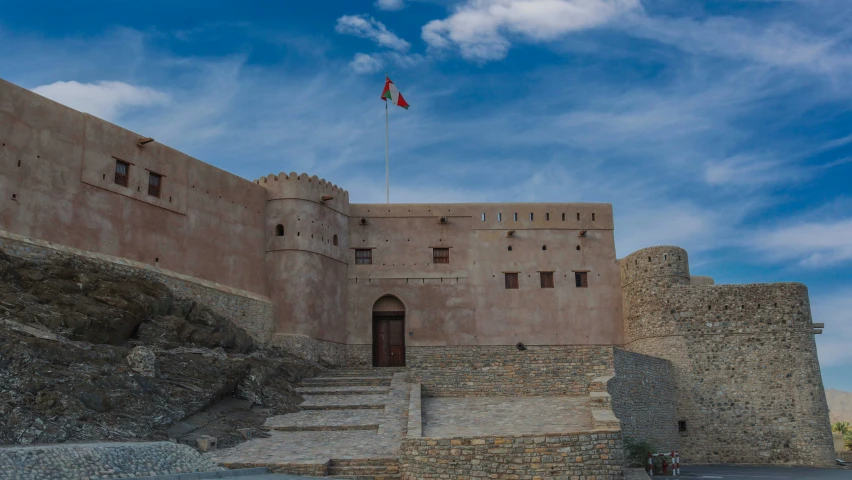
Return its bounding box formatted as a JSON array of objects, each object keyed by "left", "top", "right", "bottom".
[{"left": 421, "top": 396, "right": 593, "bottom": 437}]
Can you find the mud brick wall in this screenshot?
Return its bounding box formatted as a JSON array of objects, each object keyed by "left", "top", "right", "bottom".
[
  {"left": 609, "top": 348, "right": 679, "bottom": 454},
  {"left": 407, "top": 345, "right": 615, "bottom": 397},
  {"left": 400, "top": 431, "right": 623, "bottom": 480},
  {"left": 620, "top": 246, "right": 835, "bottom": 466},
  {"left": 0, "top": 230, "right": 275, "bottom": 344}
]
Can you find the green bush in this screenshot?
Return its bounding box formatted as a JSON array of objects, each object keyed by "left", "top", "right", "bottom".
[
  {"left": 833, "top": 421, "right": 850, "bottom": 435},
  {"left": 624, "top": 438, "right": 656, "bottom": 468},
  {"left": 844, "top": 431, "right": 852, "bottom": 452}
]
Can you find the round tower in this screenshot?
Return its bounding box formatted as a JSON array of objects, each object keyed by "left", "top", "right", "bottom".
[{"left": 256, "top": 172, "right": 351, "bottom": 358}]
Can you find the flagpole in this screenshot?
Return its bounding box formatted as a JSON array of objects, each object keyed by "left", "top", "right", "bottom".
[{"left": 385, "top": 94, "right": 390, "bottom": 204}]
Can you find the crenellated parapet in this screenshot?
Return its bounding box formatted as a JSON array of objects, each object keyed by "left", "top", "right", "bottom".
[{"left": 254, "top": 172, "right": 349, "bottom": 212}]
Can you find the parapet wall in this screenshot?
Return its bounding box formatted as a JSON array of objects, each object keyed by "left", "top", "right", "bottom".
[
  {"left": 621, "top": 245, "right": 835, "bottom": 466},
  {"left": 408, "top": 345, "right": 615, "bottom": 397}
]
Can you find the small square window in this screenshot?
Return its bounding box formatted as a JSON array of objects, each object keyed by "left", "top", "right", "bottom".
[
  {"left": 355, "top": 249, "right": 372, "bottom": 265},
  {"left": 148, "top": 172, "right": 162, "bottom": 198},
  {"left": 575, "top": 272, "right": 588, "bottom": 288},
  {"left": 678, "top": 420, "right": 687, "bottom": 432},
  {"left": 433, "top": 248, "right": 449, "bottom": 264},
  {"left": 114, "top": 160, "right": 129, "bottom": 187},
  {"left": 540, "top": 272, "right": 554, "bottom": 288},
  {"left": 505, "top": 272, "right": 519, "bottom": 289}
]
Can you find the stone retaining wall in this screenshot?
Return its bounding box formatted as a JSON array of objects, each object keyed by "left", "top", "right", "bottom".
[
  {"left": 0, "top": 441, "right": 221, "bottom": 480},
  {"left": 400, "top": 431, "right": 623, "bottom": 479},
  {"left": 0, "top": 230, "right": 275, "bottom": 344},
  {"left": 609, "top": 348, "right": 679, "bottom": 454},
  {"left": 407, "top": 345, "right": 615, "bottom": 397}
]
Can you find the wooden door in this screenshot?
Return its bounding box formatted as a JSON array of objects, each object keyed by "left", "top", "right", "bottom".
[{"left": 373, "top": 315, "right": 405, "bottom": 367}]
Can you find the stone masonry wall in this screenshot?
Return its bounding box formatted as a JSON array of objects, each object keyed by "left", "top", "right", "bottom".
[
  {"left": 407, "top": 345, "right": 615, "bottom": 397},
  {"left": 400, "top": 431, "right": 623, "bottom": 480},
  {"left": 621, "top": 246, "right": 835, "bottom": 466},
  {"left": 0, "top": 441, "right": 222, "bottom": 480},
  {"left": 609, "top": 348, "right": 679, "bottom": 454},
  {"left": 0, "top": 230, "right": 275, "bottom": 344}
]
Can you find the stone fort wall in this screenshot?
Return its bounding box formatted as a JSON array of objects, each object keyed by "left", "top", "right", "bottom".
[{"left": 621, "top": 246, "right": 834, "bottom": 466}]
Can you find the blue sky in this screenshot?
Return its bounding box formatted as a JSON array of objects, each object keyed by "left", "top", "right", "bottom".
[{"left": 2, "top": 0, "right": 850, "bottom": 390}]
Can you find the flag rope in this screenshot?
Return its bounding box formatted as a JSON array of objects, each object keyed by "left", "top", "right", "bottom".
[{"left": 385, "top": 95, "right": 390, "bottom": 204}]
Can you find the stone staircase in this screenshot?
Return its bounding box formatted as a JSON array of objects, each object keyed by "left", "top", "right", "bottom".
[
  {"left": 589, "top": 375, "right": 620, "bottom": 430},
  {"left": 211, "top": 368, "right": 410, "bottom": 480}
]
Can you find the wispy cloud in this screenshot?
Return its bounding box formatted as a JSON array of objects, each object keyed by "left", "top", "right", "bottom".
[
  {"left": 375, "top": 0, "right": 405, "bottom": 11},
  {"left": 335, "top": 14, "right": 411, "bottom": 52},
  {"left": 32, "top": 80, "right": 169, "bottom": 121},
  {"left": 812, "top": 288, "right": 852, "bottom": 367},
  {"left": 748, "top": 218, "right": 852, "bottom": 267},
  {"left": 422, "top": 0, "right": 642, "bottom": 61}
]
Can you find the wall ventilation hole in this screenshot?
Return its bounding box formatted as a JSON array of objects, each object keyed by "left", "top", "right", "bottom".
[
  {"left": 542, "top": 245, "right": 547, "bottom": 251},
  {"left": 562, "top": 213, "right": 566, "bottom": 221},
  {"left": 138, "top": 187, "right": 140, "bottom": 192},
  {"left": 664, "top": 254, "right": 667, "bottom": 260},
  {"left": 678, "top": 421, "right": 687, "bottom": 432},
  {"left": 37, "top": 155, "right": 40, "bottom": 159},
  {"left": 297, "top": 232, "right": 300, "bottom": 236},
  {"left": 546, "top": 213, "right": 550, "bottom": 221},
  {"left": 18, "top": 160, "right": 21, "bottom": 168},
  {"left": 529, "top": 213, "right": 534, "bottom": 221},
  {"left": 592, "top": 213, "right": 596, "bottom": 221},
  {"left": 708, "top": 305, "right": 711, "bottom": 310},
  {"left": 169, "top": 197, "right": 172, "bottom": 203},
  {"left": 155, "top": 257, "right": 159, "bottom": 263},
  {"left": 576, "top": 245, "right": 581, "bottom": 251},
  {"left": 724, "top": 305, "right": 728, "bottom": 310},
  {"left": 481, "top": 213, "right": 486, "bottom": 222},
  {"left": 774, "top": 303, "right": 777, "bottom": 307},
  {"left": 648, "top": 257, "right": 652, "bottom": 262},
  {"left": 577, "top": 213, "right": 580, "bottom": 221},
  {"left": 11, "top": 194, "right": 16, "bottom": 200},
  {"left": 276, "top": 225, "right": 284, "bottom": 236},
  {"left": 508, "top": 246, "right": 513, "bottom": 251}
]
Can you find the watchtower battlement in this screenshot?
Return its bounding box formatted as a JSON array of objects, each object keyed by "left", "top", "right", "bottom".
[{"left": 255, "top": 172, "right": 349, "bottom": 213}]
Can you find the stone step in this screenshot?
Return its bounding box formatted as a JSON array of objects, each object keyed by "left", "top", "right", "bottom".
[
  {"left": 322, "top": 368, "right": 408, "bottom": 378},
  {"left": 264, "top": 409, "right": 384, "bottom": 432},
  {"left": 329, "top": 458, "right": 399, "bottom": 467},
  {"left": 589, "top": 375, "right": 613, "bottom": 393},
  {"left": 301, "top": 404, "right": 385, "bottom": 411},
  {"left": 296, "top": 386, "right": 390, "bottom": 395},
  {"left": 328, "top": 475, "right": 400, "bottom": 480},
  {"left": 590, "top": 391, "right": 612, "bottom": 408},
  {"left": 592, "top": 408, "right": 620, "bottom": 429},
  {"left": 328, "top": 465, "right": 400, "bottom": 476},
  {"left": 300, "top": 377, "right": 392, "bottom": 387}
]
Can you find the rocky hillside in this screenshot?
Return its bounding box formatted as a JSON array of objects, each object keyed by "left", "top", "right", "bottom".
[
  {"left": 827, "top": 389, "right": 852, "bottom": 423},
  {"left": 0, "top": 250, "right": 320, "bottom": 447}
]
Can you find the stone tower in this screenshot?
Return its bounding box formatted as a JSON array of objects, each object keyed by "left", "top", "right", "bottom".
[
  {"left": 257, "top": 172, "right": 351, "bottom": 363},
  {"left": 620, "top": 245, "right": 835, "bottom": 466}
]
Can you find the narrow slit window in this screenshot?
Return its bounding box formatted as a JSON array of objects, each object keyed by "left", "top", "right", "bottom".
[
  {"left": 355, "top": 249, "right": 372, "bottom": 265},
  {"left": 513, "top": 212, "right": 518, "bottom": 221},
  {"left": 114, "top": 159, "right": 129, "bottom": 187},
  {"left": 433, "top": 248, "right": 450, "bottom": 264},
  {"left": 529, "top": 212, "right": 534, "bottom": 221},
  {"left": 275, "top": 224, "right": 284, "bottom": 236},
  {"left": 562, "top": 213, "right": 566, "bottom": 221},
  {"left": 540, "top": 272, "right": 554, "bottom": 288},
  {"left": 148, "top": 172, "right": 162, "bottom": 198},
  {"left": 481, "top": 213, "right": 486, "bottom": 222},
  {"left": 505, "top": 272, "right": 519, "bottom": 289},
  {"left": 575, "top": 272, "right": 588, "bottom": 288},
  {"left": 576, "top": 212, "right": 580, "bottom": 221},
  {"left": 333, "top": 234, "right": 339, "bottom": 246},
  {"left": 497, "top": 213, "right": 502, "bottom": 222},
  {"left": 546, "top": 213, "right": 550, "bottom": 221},
  {"left": 592, "top": 212, "right": 596, "bottom": 221}
]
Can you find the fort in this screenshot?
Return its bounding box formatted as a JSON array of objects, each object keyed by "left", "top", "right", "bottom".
[{"left": 0, "top": 76, "right": 837, "bottom": 476}]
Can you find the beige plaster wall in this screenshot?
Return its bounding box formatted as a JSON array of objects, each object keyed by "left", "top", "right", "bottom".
[
  {"left": 345, "top": 203, "right": 623, "bottom": 347},
  {"left": 0, "top": 78, "right": 268, "bottom": 295}
]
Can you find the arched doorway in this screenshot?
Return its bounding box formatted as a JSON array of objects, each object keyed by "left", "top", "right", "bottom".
[{"left": 372, "top": 295, "right": 405, "bottom": 367}]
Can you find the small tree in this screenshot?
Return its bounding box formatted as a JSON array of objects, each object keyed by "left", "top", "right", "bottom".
[
  {"left": 833, "top": 421, "right": 850, "bottom": 435},
  {"left": 623, "top": 438, "right": 656, "bottom": 468},
  {"left": 845, "top": 431, "right": 852, "bottom": 452}
]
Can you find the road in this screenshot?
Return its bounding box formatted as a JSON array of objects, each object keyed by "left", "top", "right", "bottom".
[{"left": 678, "top": 465, "right": 851, "bottom": 479}]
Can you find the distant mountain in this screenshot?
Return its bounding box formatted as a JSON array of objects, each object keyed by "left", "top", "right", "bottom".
[{"left": 826, "top": 389, "right": 852, "bottom": 423}]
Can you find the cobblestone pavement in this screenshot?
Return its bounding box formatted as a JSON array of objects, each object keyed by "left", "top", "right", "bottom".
[
  {"left": 211, "top": 369, "right": 409, "bottom": 471},
  {"left": 421, "top": 396, "right": 593, "bottom": 437},
  {"left": 678, "top": 465, "right": 850, "bottom": 479}
]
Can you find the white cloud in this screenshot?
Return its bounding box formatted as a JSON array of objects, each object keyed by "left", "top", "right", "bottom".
[
  {"left": 422, "top": 0, "right": 641, "bottom": 61},
  {"left": 375, "top": 0, "right": 405, "bottom": 11},
  {"left": 335, "top": 14, "right": 410, "bottom": 52},
  {"left": 31, "top": 80, "right": 169, "bottom": 121},
  {"left": 703, "top": 154, "right": 806, "bottom": 188},
  {"left": 749, "top": 218, "right": 852, "bottom": 267},
  {"left": 350, "top": 53, "right": 385, "bottom": 74}
]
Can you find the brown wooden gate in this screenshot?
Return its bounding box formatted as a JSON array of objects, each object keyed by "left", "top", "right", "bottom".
[{"left": 373, "top": 311, "right": 405, "bottom": 367}]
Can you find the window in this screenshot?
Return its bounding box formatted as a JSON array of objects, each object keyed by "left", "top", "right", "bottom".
[
  {"left": 540, "top": 272, "right": 554, "bottom": 288},
  {"left": 529, "top": 212, "right": 534, "bottom": 221},
  {"left": 333, "top": 234, "right": 339, "bottom": 246},
  {"left": 678, "top": 421, "right": 687, "bottom": 433},
  {"left": 148, "top": 172, "right": 162, "bottom": 197},
  {"left": 355, "top": 249, "right": 372, "bottom": 265},
  {"left": 275, "top": 224, "right": 284, "bottom": 236},
  {"left": 497, "top": 213, "right": 502, "bottom": 222},
  {"left": 546, "top": 213, "right": 550, "bottom": 221},
  {"left": 576, "top": 213, "right": 580, "bottom": 221},
  {"left": 481, "top": 213, "right": 486, "bottom": 222},
  {"left": 505, "top": 272, "right": 519, "bottom": 289},
  {"left": 433, "top": 248, "right": 450, "bottom": 264},
  {"left": 575, "top": 272, "right": 588, "bottom": 288},
  {"left": 562, "top": 213, "right": 565, "bottom": 221},
  {"left": 592, "top": 213, "right": 596, "bottom": 221},
  {"left": 114, "top": 160, "right": 129, "bottom": 187},
  {"left": 513, "top": 212, "right": 518, "bottom": 221}
]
